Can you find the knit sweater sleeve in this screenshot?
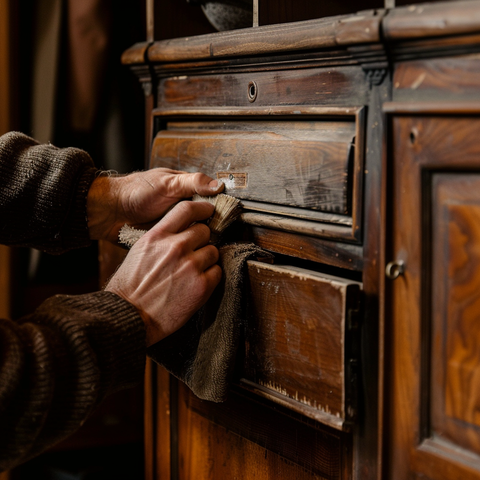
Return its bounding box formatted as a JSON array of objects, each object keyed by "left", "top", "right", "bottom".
[
  {"left": 0, "top": 290, "right": 146, "bottom": 472},
  {"left": 0, "top": 131, "right": 98, "bottom": 254}
]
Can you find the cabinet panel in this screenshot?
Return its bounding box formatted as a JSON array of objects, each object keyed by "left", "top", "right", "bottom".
[
  {"left": 387, "top": 114, "right": 480, "bottom": 480},
  {"left": 176, "top": 382, "right": 350, "bottom": 480},
  {"left": 431, "top": 175, "right": 480, "bottom": 455}
]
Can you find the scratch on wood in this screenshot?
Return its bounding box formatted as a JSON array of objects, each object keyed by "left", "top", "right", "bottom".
[
  {"left": 410, "top": 72, "right": 426, "bottom": 90},
  {"left": 259, "top": 380, "right": 341, "bottom": 417}
]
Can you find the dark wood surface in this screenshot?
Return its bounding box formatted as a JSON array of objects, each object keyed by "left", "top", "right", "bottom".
[
  {"left": 386, "top": 114, "right": 480, "bottom": 479},
  {"left": 123, "top": 2, "right": 480, "bottom": 479},
  {"left": 151, "top": 120, "right": 354, "bottom": 214},
  {"left": 242, "top": 261, "right": 361, "bottom": 429},
  {"left": 176, "top": 381, "right": 351, "bottom": 480}
]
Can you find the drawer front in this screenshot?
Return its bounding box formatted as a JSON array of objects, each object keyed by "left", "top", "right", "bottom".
[
  {"left": 242, "top": 261, "right": 361, "bottom": 430},
  {"left": 152, "top": 120, "right": 354, "bottom": 214},
  {"left": 150, "top": 108, "right": 365, "bottom": 242}
]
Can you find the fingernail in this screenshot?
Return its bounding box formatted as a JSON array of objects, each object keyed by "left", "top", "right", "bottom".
[{"left": 209, "top": 179, "right": 221, "bottom": 190}]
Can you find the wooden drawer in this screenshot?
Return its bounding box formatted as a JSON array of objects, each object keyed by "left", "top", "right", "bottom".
[
  {"left": 240, "top": 261, "right": 362, "bottom": 430},
  {"left": 150, "top": 106, "right": 365, "bottom": 242}
]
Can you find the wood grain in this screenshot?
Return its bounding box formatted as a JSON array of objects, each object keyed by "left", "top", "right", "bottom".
[
  {"left": 383, "top": 0, "right": 480, "bottom": 41},
  {"left": 387, "top": 114, "right": 480, "bottom": 479},
  {"left": 393, "top": 54, "right": 480, "bottom": 100},
  {"left": 158, "top": 67, "right": 367, "bottom": 108},
  {"left": 431, "top": 175, "right": 480, "bottom": 455},
  {"left": 151, "top": 120, "right": 355, "bottom": 215},
  {"left": 177, "top": 382, "right": 349, "bottom": 480},
  {"left": 242, "top": 261, "right": 361, "bottom": 428},
  {"left": 247, "top": 226, "right": 363, "bottom": 271}
]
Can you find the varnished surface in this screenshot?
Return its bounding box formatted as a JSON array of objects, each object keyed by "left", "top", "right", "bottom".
[
  {"left": 393, "top": 54, "right": 480, "bottom": 102},
  {"left": 248, "top": 226, "right": 363, "bottom": 271},
  {"left": 157, "top": 68, "right": 367, "bottom": 108},
  {"left": 177, "top": 382, "right": 350, "bottom": 480},
  {"left": 147, "top": 11, "right": 381, "bottom": 63},
  {"left": 151, "top": 120, "right": 355, "bottom": 214},
  {"left": 383, "top": 0, "right": 480, "bottom": 40},
  {"left": 387, "top": 114, "right": 480, "bottom": 479},
  {"left": 121, "top": 41, "right": 150, "bottom": 65},
  {"left": 243, "top": 261, "right": 361, "bottom": 427},
  {"left": 431, "top": 175, "right": 480, "bottom": 455}
]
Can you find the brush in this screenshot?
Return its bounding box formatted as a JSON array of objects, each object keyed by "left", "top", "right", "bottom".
[
  {"left": 191, "top": 193, "right": 243, "bottom": 245},
  {"left": 118, "top": 193, "right": 242, "bottom": 248}
]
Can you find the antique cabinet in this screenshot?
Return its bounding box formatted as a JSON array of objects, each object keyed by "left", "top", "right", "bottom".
[{"left": 121, "top": 1, "right": 480, "bottom": 478}]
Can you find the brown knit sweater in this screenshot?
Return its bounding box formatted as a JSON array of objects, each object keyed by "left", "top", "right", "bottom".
[{"left": 0, "top": 132, "right": 146, "bottom": 472}]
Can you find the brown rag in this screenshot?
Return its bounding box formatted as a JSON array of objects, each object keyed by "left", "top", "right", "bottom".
[{"left": 147, "top": 242, "right": 273, "bottom": 403}]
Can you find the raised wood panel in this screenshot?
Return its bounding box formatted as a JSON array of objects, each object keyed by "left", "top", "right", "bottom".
[
  {"left": 151, "top": 120, "right": 355, "bottom": 215},
  {"left": 387, "top": 114, "right": 480, "bottom": 479},
  {"left": 157, "top": 68, "right": 367, "bottom": 108},
  {"left": 242, "top": 261, "right": 361, "bottom": 429},
  {"left": 177, "top": 382, "right": 350, "bottom": 480},
  {"left": 431, "top": 175, "right": 480, "bottom": 455}
]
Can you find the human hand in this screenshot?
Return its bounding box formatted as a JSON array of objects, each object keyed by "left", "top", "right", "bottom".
[
  {"left": 87, "top": 168, "right": 224, "bottom": 243},
  {"left": 105, "top": 200, "right": 222, "bottom": 346}
]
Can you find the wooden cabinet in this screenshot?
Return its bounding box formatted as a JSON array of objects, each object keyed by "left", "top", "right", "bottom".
[
  {"left": 123, "top": 0, "right": 480, "bottom": 478},
  {"left": 386, "top": 114, "right": 480, "bottom": 478}
]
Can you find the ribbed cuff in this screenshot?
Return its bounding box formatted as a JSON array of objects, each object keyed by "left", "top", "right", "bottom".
[{"left": 60, "top": 166, "right": 98, "bottom": 250}]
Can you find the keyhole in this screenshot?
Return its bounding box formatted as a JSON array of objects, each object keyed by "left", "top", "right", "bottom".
[{"left": 248, "top": 81, "right": 257, "bottom": 102}]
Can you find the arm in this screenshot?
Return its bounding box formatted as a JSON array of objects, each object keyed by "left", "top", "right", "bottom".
[
  {"left": 0, "top": 133, "right": 223, "bottom": 471},
  {"left": 0, "top": 131, "right": 97, "bottom": 253}
]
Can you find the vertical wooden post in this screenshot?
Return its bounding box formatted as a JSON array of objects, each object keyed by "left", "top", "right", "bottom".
[
  {"left": 253, "top": 0, "right": 259, "bottom": 27},
  {"left": 146, "top": 0, "right": 154, "bottom": 42}
]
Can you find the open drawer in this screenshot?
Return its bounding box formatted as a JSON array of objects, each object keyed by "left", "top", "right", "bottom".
[
  {"left": 240, "top": 261, "right": 362, "bottom": 431},
  {"left": 150, "top": 106, "right": 365, "bottom": 242}
]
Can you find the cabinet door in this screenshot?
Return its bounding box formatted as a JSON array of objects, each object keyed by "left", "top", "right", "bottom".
[{"left": 387, "top": 115, "right": 480, "bottom": 479}]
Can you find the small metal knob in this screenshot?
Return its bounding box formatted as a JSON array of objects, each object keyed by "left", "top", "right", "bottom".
[{"left": 385, "top": 260, "right": 405, "bottom": 280}]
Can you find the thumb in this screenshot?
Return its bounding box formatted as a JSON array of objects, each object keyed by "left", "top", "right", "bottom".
[{"left": 168, "top": 172, "right": 224, "bottom": 198}]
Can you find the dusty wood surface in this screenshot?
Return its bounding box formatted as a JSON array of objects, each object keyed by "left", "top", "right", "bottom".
[
  {"left": 147, "top": 12, "right": 381, "bottom": 63},
  {"left": 157, "top": 67, "right": 367, "bottom": 108},
  {"left": 151, "top": 119, "right": 355, "bottom": 215},
  {"left": 242, "top": 261, "right": 361, "bottom": 427},
  {"left": 383, "top": 0, "right": 480, "bottom": 40}
]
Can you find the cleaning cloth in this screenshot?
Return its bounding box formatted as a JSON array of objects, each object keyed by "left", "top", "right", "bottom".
[{"left": 147, "top": 242, "right": 273, "bottom": 403}]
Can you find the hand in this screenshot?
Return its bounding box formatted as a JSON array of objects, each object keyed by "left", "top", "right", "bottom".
[
  {"left": 87, "top": 168, "right": 224, "bottom": 243},
  {"left": 105, "top": 201, "right": 222, "bottom": 346}
]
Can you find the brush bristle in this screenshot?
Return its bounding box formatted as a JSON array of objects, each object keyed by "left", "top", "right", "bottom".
[
  {"left": 192, "top": 193, "right": 242, "bottom": 244},
  {"left": 118, "top": 194, "right": 242, "bottom": 248}
]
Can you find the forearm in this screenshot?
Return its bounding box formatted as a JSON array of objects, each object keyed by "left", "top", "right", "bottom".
[
  {"left": 0, "top": 291, "right": 146, "bottom": 472},
  {"left": 0, "top": 131, "right": 97, "bottom": 253}
]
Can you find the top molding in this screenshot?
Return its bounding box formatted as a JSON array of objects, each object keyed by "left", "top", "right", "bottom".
[{"left": 121, "top": 0, "right": 480, "bottom": 66}]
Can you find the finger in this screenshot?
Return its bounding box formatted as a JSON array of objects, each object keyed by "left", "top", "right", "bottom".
[
  {"left": 172, "top": 222, "right": 212, "bottom": 251},
  {"left": 193, "top": 244, "right": 220, "bottom": 271},
  {"left": 203, "top": 264, "right": 223, "bottom": 293},
  {"left": 150, "top": 201, "right": 214, "bottom": 235},
  {"left": 164, "top": 171, "right": 225, "bottom": 198}
]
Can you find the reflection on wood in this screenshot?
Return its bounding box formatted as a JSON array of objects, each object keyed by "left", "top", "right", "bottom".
[{"left": 445, "top": 204, "right": 480, "bottom": 427}]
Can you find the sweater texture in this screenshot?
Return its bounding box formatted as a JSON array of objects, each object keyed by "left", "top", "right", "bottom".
[{"left": 0, "top": 132, "right": 146, "bottom": 472}]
